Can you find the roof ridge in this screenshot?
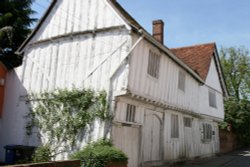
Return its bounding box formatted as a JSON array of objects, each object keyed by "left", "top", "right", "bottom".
[{"left": 170, "top": 42, "right": 215, "bottom": 50}]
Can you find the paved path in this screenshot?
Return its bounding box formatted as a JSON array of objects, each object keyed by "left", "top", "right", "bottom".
[{"left": 171, "top": 148, "right": 250, "bottom": 167}]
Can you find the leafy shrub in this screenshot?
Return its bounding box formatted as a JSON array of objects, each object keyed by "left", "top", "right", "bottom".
[
  {"left": 70, "top": 139, "right": 128, "bottom": 167},
  {"left": 32, "top": 145, "right": 52, "bottom": 163}
]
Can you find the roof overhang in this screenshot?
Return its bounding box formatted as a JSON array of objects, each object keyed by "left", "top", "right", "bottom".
[{"left": 213, "top": 46, "right": 229, "bottom": 97}]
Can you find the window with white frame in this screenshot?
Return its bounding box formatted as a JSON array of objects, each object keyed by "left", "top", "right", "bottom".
[
  {"left": 178, "top": 70, "right": 185, "bottom": 91},
  {"left": 126, "top": 104, "right": 136, "bottom": 123},
  {"left": 147, "top": 50, "right": 160, "bottom": 78},
  {"left": 201, "top": 123, "right": 212, "bottom": 142},
  {"left": 183, "top": 117, "right": 192, "bottom": 127},
  {"left": 171, "top": 114, "right": 179, "bottom": 138},
  {"left": 209, "top": 90, "right": 217, "bottom": 108}
]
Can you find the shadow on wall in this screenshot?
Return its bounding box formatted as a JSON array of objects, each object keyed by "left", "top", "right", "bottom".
[{"left": 0, "top": 69, "right": 41, "bottom": 162}]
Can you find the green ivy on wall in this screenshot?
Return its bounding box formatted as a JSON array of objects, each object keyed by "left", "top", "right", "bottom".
[{"left": 25, "top": 88, "right": 111, "bottom": 157}]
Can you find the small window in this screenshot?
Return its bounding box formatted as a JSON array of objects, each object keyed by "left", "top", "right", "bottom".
[
  {"left": 209, "top": 90, "right": 217, "bottom": 108},
  {"left": 126, "top": 104, "right": 136, "bottom": 123},
  {"left": 201, "top": 123, "right": 212, "bottom": 142},
  {"left": 171, "top": 114, "right": 179, "bottom": 138},
  {"left": 178, "top": 70, "right": 185, "bottom": 91},
  {"left": 147, "top": 50, "right": 160, "bottom": 78},
  {"left": 184, "top": 117, "right": 192, "bottom": 127}
]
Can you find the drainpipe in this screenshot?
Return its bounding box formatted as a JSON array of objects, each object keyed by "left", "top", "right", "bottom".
[{"left": 104, "top": 29, "right": 144, "bottom": 138}]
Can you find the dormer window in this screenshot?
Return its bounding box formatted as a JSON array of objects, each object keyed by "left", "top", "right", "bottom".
[
  {"left": 209, "top": 90, "right": 217, "bottom": 108},
  {"left": 147, "top": 50, "right": 160, "bottom": 78},
  {"left": 178, "top": 70, "right": 185, "bottom": 91}
]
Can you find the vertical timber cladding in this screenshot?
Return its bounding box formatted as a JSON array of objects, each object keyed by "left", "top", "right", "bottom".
[
  {"left": 112, "top": 124, "right": 140, "bottom": 167},
  {"left": 142, "top": 109, "right": 163, "bottom": 162}
]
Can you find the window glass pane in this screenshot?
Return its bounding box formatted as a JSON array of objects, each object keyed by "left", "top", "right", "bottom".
[
  {"left": 171, "top": 114, "right": 179, "bottom": 138},
  {"left": 201, "top": 123, "right": 212, "bottom": 142},
  {"left": 184, "top": 117, "right": 192, "bottom": 127},
  {"left": 209, "top": 90, "right": 217, "bottom": 108},
  {"left": 178, "top": 71, "right": 185, "bottom": 91},
  {"left": 147, "top": 51, "right": 160, "bottom": 78},
  {"left": 126, "top": 104, "right": 136, "bottom": 123}
]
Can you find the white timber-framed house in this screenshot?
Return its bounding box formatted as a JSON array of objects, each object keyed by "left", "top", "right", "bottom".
[{"left": 0, "top": 0, "right": 228, "bottom": 166}]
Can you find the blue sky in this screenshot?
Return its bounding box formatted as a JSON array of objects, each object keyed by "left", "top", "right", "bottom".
[{"left": 32, "top": 0, "right": 250, "bottom": 50}]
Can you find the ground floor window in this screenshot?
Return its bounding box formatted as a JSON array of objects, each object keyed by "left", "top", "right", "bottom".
[
  {"left": 171, "top": 114, "right": 179, "bottom": 138},
  {"left": 126, "top": 104, "right": 136, "bottom": 123},
  {"left": 183, "top": 117, "right": 192, "bottom": 127},
  {"left": 201, "top": 123, "right": 212, "bottom": 142}
]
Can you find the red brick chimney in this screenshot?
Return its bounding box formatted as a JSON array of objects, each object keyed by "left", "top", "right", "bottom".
[{"left": 152, "top": 20, "right": 164, "bottom": 44}]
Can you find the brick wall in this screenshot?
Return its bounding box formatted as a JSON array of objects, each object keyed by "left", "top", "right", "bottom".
[
  {"left": 5, "top": 160, "right": 127, "bottom": 167},
  {"left": 219, "top": 129, "right": 240, "bottom": 153},
  {"left": 5, "top": 160, "right": 81, "bottom": 167}
]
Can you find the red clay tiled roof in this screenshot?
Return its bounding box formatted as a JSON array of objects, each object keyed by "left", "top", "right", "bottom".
[{"left": 170, "top": 43, "right": 216, "bottom": 81}]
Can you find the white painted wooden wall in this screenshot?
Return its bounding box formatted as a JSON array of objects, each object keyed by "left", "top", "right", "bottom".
[
  {"left": 129, "top": 35, "right": 224, "bottom": 120},
  {"left": 114, "top": 97, "right": 220, "bottom": 165},
  {"left": 30, "top": 0, "right": 126, "bottom": 42},
  {"left": 0, "top": 0, "right": 224, "bottom": 164},
  {"left": 0, "top": 0, "right": 132, "bottom": 161}
]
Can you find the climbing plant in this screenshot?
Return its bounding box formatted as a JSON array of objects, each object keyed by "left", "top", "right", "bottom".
[{"left": 26, "top": 88, "right": 111, "bottom": 158}]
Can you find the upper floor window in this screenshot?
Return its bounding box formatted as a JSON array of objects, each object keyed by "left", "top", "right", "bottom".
[
  {"left": 126, "top": 104, "right": 136, "bottom": 123},
  {"left": 209, "top": 90, "right": 217, "bottom": 108},
  {"left": 147, "top": 50, "right": 160, "bottom": 78},
  {"left": 171, "top": 114, "right": 179, "bottom": 138},
  {"left": 178, "top": 70, "right": 185, "bottom": 91}
]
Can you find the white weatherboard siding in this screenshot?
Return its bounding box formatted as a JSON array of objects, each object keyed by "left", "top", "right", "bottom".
[
  {"left": 128, "top": 38, "right": 200, "bottom": 114},
  {"left": 0, "top": 0, "right": 225, "bottom": 164},
  {"left": 14, "top": 30, "right": 129, "bottom": 159},
  {"left": 164, "top": 111, "right": 219, "bottom": 160},
  {"left": 0, "top": 0, "right": 131, "bottom": 161},
  {"left": 198, "top": 58, "right": 224, "bottom": 120},
  {"left": 198, "top": 86, "right": 224, "bottom": 120},
  {"left": 30, "top": 0, "right": 126, "bottom": 42},
  {"left": 206, "top": 58, "right": 222, "bottom": 93},
  {"left": 113, "top": 97, "right": 220, "bottom": 166},
  {"left": 22, "top": 30, "right": 130, "bottom": 93},
  {"left": 128, "top": 36, "right": 224, "bottom": 120}
]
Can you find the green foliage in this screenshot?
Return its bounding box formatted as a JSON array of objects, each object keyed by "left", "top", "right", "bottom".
[
  {"left": 26, "top": 88, "right": 111, "bottom": 155},
  {"left": 0, "top": 0, "right": 37, "bottom": 50},
  {"left": 221, "top": 97, "right": 250, "bottom": 145},
  {"left": 220, "top": 46, "right": 250, "bottom": 145},
  {"left": 220, "top": 47, "right": 250, "bottom": 99},
  {"left": 0, "top": 0, "right": 36, "bottom": 68},
  {"left": 32, "top": 145, "right": 52, "bottom": 163},
  {"left": 70, "top": 139, "right": 128, "bottom": 167}
]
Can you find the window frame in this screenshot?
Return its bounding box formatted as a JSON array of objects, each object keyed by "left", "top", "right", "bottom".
[
  {"left": 126, "top": 104, "right": 136, "bottom": 123},
  {"left": 183, "top": 117, "right": 192, "bottom": 128},
  {"left": 178, "top": 70, "right": 186, "bottom": 92},
  {"left": 201, "top": 123, "right": 213, "bottom": 142},
  {"left": 209, "top": 90, "right": 217, "bottom": 108},
  {"left": 171, "top": 114, "right": 179, "bottom": 138},
  {"left": 147, "top": 50, "right": 160, "bottom": 79}
]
